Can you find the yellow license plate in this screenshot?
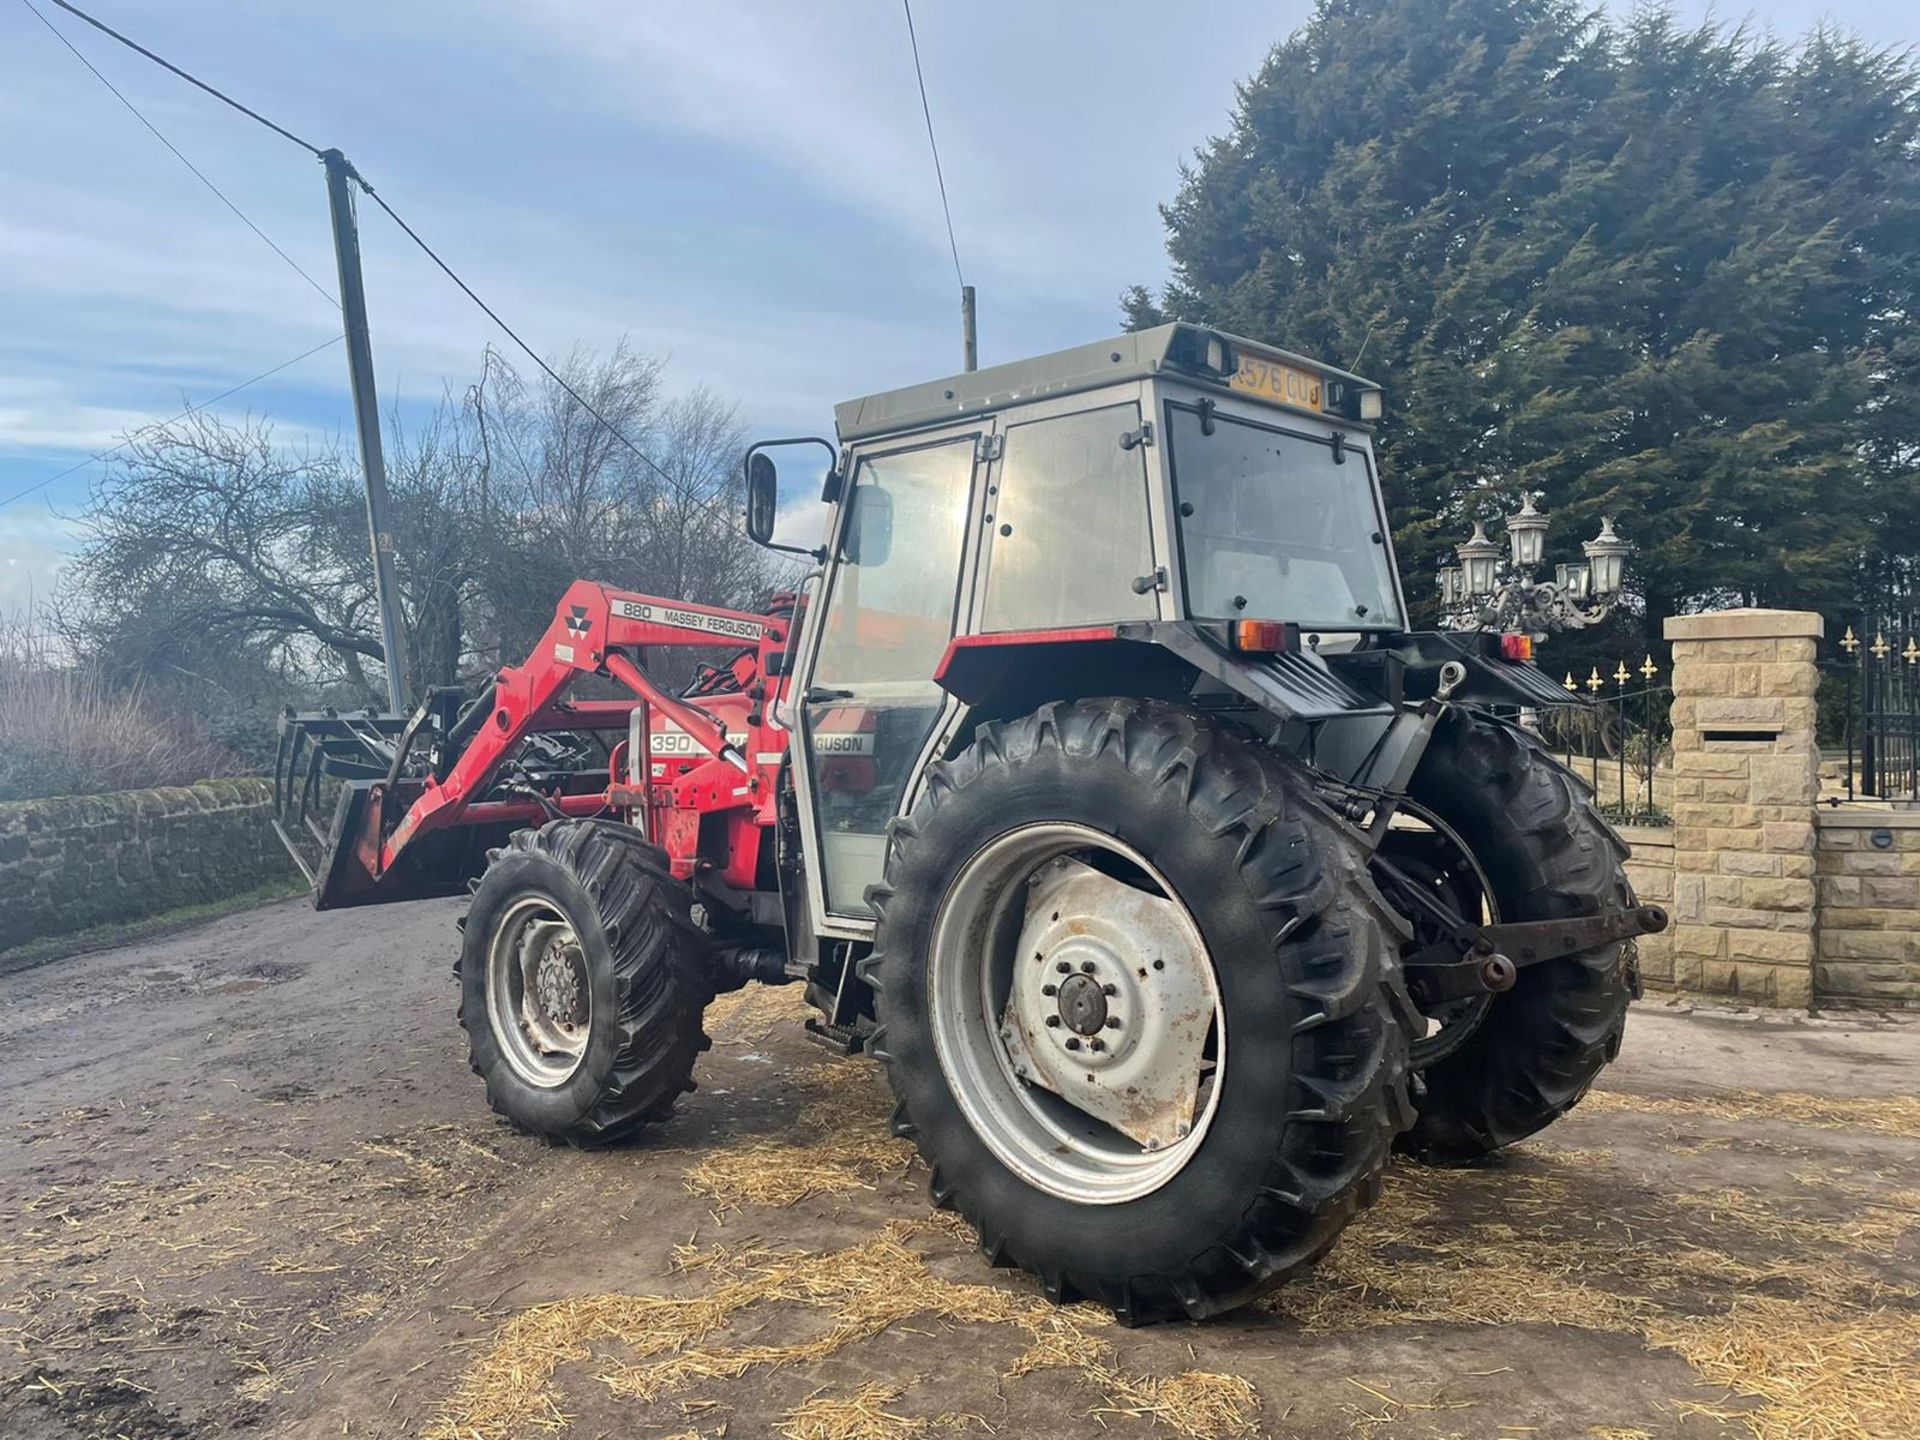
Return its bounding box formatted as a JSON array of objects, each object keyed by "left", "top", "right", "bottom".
[{"left": 1229, "top": 353, "right": 1323, "bottom": 413}]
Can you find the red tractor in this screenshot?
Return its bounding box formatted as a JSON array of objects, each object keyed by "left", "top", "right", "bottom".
[{"left": 274, "top": 324, "right": 1664, "bottom": 1323}]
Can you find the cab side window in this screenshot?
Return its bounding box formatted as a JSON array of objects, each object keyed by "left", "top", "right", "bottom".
[{"left": 980, "top": 404, "right": 1157, "bottom": 631}]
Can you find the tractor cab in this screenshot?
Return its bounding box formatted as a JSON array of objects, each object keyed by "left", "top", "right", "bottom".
[{"left": 750, "top": 324, "right": 1430, "bottom": 939}]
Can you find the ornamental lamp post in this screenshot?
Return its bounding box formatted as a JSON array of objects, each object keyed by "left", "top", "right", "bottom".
[
  {"left": 1456, "top": 521, "right": 1503, "bottom": 598},
  {"left": 1505, "top": 493, "right": 1550, "bottom": 570},
  {"left": 1436, "top": 498, "right": 1634, "bottom": 634},
  {"left": 1582, "top": 515, "right": 1630, "bottom": 598}
]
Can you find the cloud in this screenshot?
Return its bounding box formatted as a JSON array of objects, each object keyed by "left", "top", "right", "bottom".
[{"left": 0, "top": 507, "right": 83, "bottom": 615}]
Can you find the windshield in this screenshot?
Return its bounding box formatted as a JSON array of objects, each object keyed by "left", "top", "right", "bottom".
[{"left": 1166, "top": 404, "right": 1402, "bottom": 629}]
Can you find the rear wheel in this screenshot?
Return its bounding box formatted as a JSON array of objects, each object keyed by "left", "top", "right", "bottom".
[
  {"left": 864, "top": 700, "right": 1416, "bottom": 1324},
  {"left": 1396, "top": 710, "right": 1636, "bottom": 1164},
  {"left": 458, "top": 820, "right": 713, "bottom": 1147}
]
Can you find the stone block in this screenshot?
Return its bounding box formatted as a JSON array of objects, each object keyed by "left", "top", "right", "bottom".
[
  {"left": 1674, "top": 874, "right": 1706, "bottom": 921},
  {"left": 1748, "top": 757, "right": 1817, "bottom": 806},
  {"left": 1769, "top": 964, "right": 1814, "bottom": 1009},
  {"left": 1759, "top": 661, "right": 1819, "bottom": 696},
  {"left": 1837, "top": 852, "right": 1904, "bottom": 877},
  {"left": 1819, "top": 930, "right": 1913, "bottom": 961},
  {"left": 1862, "top": 876, "right": 1920, "bottom": 909},
  {"left": 1705, "top": 874, "right": 1746, "bottom": 904},
  {"left": 1741, "top": 877, "right": 1812, "bottom": 912},
  {"left": 1674, "top": 924, "right": 1727, "bottom": 959},
  {"left": 1728, "top": 929, "right": 1814, "bottom": 965},
  {"left": 1705, "top": 904, "right": 1776, "bottom": 929},
  {"left": 1780, "top": 854, "right": 1815, "bottom": 880},
  {"left": 1765, "top": 821, "right": 1814, "bottom": 853},
  {"left": 1627, "top": 864, "right": 1673, "bottom": 902},
  {"left": 1664, "top": 609, "right": 1824, "bottom": 642},
  {"left": 1673, "top": 753, "right": 1752, "bottom": 779},
  {"left": 1818, "top": 875, "right": 1864, "bottom": 907},
  {"left": 1702, "top": 958, "right": 1739, "bottom": 992}
]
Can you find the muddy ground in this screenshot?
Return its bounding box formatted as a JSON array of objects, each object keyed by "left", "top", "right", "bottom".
[{"left": 1, "top": 896, "right": 1916, "bottom": 1440}]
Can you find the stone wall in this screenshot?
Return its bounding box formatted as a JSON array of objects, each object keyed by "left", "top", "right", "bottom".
[
  {"left": 1619, "top": 824, "right": 1675, "bottom": 986},
  {"left": 1815, "top": 810, "right": 1920, "bottom": 1010},
  {"left": 0, "top": 780, "right": 297, "bottom": 950}
]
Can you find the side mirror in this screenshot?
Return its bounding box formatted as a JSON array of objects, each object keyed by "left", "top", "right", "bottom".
[
  {"left": 741, "top": 436, "right": 838, "bottom": 558},
  {"left": 746, "top": 452, "right": 778, "bottom": 545}
]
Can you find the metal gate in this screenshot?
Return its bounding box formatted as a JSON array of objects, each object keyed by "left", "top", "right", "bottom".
[{"left": 1834, "top": 612, "right": 1919, "bottom": 804}]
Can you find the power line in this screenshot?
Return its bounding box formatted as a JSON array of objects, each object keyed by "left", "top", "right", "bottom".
[
  {"left": 355, "top": 182, "right": 710, "bottom": 501},
  {"left": 32, "top": 0, "right": 730, "bottom": 525},
  {"left": 23, "top": 0, "right": 336, "bottom": 307},
  {"left": 902, "top": 0, "right": 965, "bottom": 291},
  {"left": 46, "top": 0, "right": 322, "bottom": 156},
  {"left": 0, "top": 334, "right": 344, "bottom": 513}
]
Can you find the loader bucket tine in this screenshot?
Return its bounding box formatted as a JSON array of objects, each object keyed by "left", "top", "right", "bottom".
[
  {"left": 273, "top": 724, "right": 292, "bottom": 813},
  {"left": 273, "top": 818, "right": 317, "bottom": 885},
  {"left": 298, "top": 739, "right": 326, "bottom": 830}
]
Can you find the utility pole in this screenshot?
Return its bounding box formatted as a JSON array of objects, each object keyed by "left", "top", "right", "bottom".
[
  {"left": 320, "top": 148, "right": 411, "bottom": 713},
  {"left": 960, "top": 284, "right": 978, "bottom": 373}
]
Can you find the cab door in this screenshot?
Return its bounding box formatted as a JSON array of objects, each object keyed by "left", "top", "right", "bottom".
[{"left": 791, "top": 422, "right": 990, "bottom": 928}]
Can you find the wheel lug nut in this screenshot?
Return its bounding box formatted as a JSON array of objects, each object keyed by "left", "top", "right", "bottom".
[
  {"left": 1089, "top": 1038, "right": 1105, "bottom": 1052},
  {"left": 1106, "top": 1017, "right": 1121, "bottom": 1029},
  {"left": 1042, "top": 984, "right": 1057, "bottom": 997},
  {"left": 1056, "top": 961, "right": 1071, "bottom": 974},
  {"left": 1102, "top": 983, "right": 1117, "bottom": 996},
  {"left": 1080, "top": 961, "right": 1096, "bottom": 973},
  {"left": 1045, "top": 1016, "right": 1060, "bottom": 1028},
  {"left": 1064, "top": 1037, "right": 1082, "bottom": 1052}
]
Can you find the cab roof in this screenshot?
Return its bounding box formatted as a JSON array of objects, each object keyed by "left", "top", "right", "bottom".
[{"left": 833, "top": 322, "right": 1380, "bottom": 443}]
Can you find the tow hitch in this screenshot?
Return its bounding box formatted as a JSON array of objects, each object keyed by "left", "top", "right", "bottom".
[{"left": 1374, "top": 853, "right": 1668, "bottom": 1005}]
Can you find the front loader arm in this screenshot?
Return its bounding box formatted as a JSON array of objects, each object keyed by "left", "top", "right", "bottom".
[
  {"left": 384, "top": 581, "right": 780, "bottom": 872},
  {"left": 279, "top": 581, "right": 788, "bottom": 908}
]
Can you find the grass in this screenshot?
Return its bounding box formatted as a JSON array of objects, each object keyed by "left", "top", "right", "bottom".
[{"left": 0, "top": 617, "right": 247, "bottom": 802}]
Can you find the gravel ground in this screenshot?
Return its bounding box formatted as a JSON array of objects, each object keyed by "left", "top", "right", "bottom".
[{"left": 1, "top": 895, "right": 1915, "bottom": 1440}]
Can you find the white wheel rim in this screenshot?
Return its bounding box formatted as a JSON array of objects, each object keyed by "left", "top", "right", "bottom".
[
  {"left": 486, "top": 895, "right": 591, "bottom": 1087},
  {"left": 927, "top": 823, "right": 1225, "bottom": 1204}
]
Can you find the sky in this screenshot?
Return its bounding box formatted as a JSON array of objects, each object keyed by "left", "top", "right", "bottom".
[{"left": 1, "top": 0, "right": 1912, "bottom": 613}]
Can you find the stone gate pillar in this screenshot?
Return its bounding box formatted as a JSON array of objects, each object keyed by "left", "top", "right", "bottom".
[{"left": 1664, "top": 609, "right": 1824, "bottom": 1006}]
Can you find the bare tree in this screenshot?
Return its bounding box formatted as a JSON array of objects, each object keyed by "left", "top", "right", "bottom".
[{"left": 59, "top": 342, "right": 770, "bottom": 714}]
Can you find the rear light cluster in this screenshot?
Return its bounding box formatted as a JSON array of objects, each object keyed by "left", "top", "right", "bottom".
[
  {"left": 1500, "top": 634, "right": 1534, "bottom": 662},
  {"left": 1231, "top": 620, "right": 1296, "bottom": 653}
]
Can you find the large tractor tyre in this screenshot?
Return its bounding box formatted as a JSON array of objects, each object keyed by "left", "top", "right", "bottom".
[
  {"left": 1396, "top": 710, "right": 1635, "bottom": 1165},
  {"left": 862, "top": 699, "right": 1417, "bottom": 1325},
  {"left": 457, "top": 820, "right": 713, "bottom": 1148}
]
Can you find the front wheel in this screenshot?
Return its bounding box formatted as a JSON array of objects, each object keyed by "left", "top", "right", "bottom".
[
  {"left": 457, "top": 820, "right": 713, "bottom": 1147},
  {"left": 863, "top": 700, "right": 1416, "bottom": 1324}
]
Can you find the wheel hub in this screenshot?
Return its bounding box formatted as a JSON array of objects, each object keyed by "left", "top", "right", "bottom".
[
  {"left": 534, "top": 940, "right": 585, "bottom": 1027},
  {"left": 1054, "top": 972, "right": 1108, "bottom": 1035},
  {"left": 486, "top": 905, "right": 592, "bottom": 1089},
  {"left": 999, "top": 858, "right": 1216, "bottom": 1152}
]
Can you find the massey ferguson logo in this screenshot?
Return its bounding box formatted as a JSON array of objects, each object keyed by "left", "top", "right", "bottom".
[
  {"left": 613, "top": 598, "right": 764, "bottom": 642},
  {"left": 814, "top": 732, "right": 875, "bottom": 756},
  {"left": 564, "top": 605, "right": 592, "bottom": 636}
]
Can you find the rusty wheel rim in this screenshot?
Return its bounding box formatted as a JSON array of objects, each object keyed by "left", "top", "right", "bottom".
[{"left": 928, "top": 823, "right": 1224, "bottom": 1205}]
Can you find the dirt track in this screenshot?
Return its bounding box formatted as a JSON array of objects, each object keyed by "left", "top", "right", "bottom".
[{"left": 2, "top": 896, "right": 1917, "bottom": 1440}]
